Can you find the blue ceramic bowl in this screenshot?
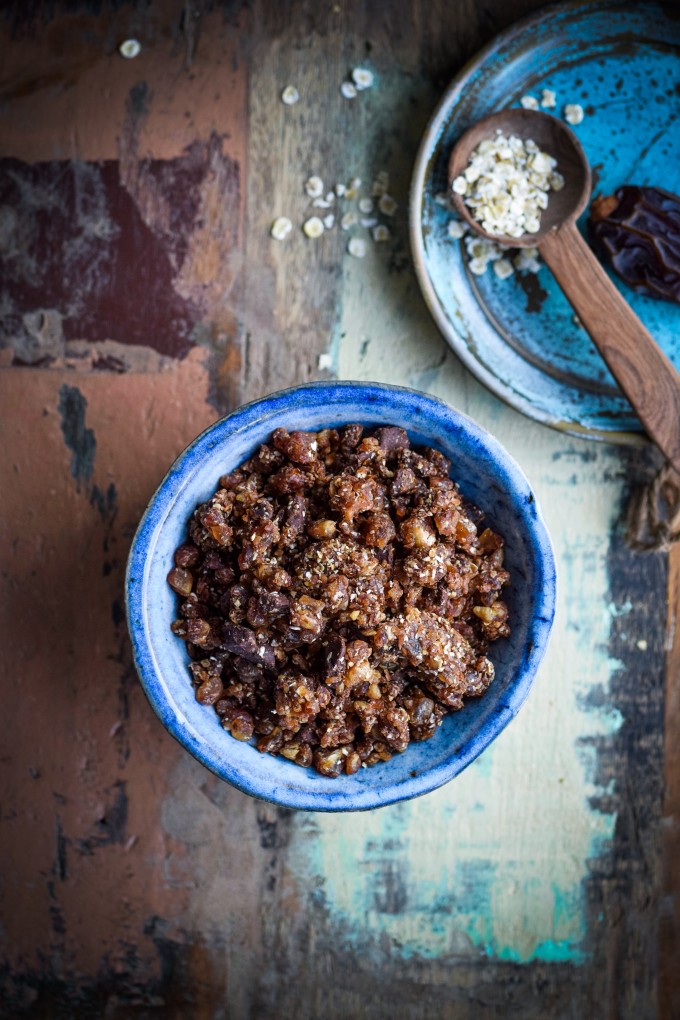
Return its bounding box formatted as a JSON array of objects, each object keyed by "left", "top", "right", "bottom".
[{"left": 126, "top": 382, "right": 556, "bottom": 811}]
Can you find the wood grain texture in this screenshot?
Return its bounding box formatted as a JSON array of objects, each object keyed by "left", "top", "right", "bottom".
[
  {"left": 660, "top": 540, "right": 680, "bottom": 1020},
  {"left": 0, "top": 1, "right": 676, "bottom": 1018}
]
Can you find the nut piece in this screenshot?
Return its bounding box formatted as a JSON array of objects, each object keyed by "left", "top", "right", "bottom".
[
  {"left": 271, "top": 216, "right": 293, "bottom": 241},
  {"left": 303, "top": 216, "right": 325, "bottom": 239},
  {"left": 281, "top": 85, "right": 300, "bottom": 105},
  {"left": 230, "top": 711, "right": 255, "bottom": 741},
  {"left": 372, "top": 224, "right": 390, "bottom": 242},
  {"left": 167, "top": 567, "right": 193, "bottom": 596},
  {"left": 308, "top": 519, "right": 337, "bottom": 539},
  {"left": 541, "top": 88, "right": 556, "bottom": 108},
  {"left": 520, "top": 95, "right": 539, "bottom": 109}
]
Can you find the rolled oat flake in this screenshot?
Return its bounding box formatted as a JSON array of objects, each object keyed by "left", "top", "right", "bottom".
[
  {"left": 303, "top": 216, "right": 325, "bottom": 239},
  {"left": 271, "top": 217, "right": 293, "bottom": 241},
  {"left": 281, "top": 85, "right": 300, "bottom": 105}
]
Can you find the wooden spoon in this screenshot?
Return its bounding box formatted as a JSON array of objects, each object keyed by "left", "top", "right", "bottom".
[{"left": 448, "top": 109, "right": 680, "bottom": 473}]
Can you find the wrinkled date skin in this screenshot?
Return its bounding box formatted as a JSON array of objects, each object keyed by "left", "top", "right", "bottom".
[
  {"left": 168, "top": 424, "right": 511, "bottom": 778},
  {"left": 589, "top": 185, "right": 680, "bottom": 304}
]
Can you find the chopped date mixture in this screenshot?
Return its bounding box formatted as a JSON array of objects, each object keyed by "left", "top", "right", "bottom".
[{"left": 168, "top": 424, "right": 511, "bottom": 778}]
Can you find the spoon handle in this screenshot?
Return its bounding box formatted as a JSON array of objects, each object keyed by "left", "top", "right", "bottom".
[{"left": 540, "top": 223, "right": 680, "bottom": 472}]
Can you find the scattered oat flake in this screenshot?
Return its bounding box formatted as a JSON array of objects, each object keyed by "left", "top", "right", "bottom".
[
  {"left": 358, "top": 197, "right": 374, "bottom": 214},
  {"left": 303, "top": 216, "right": 325, "bottom": 238},
  {"left": 541, "top": 89, "right": 556, "bottom": 108},
  {"left": 447, "top": 219, "right": 467, "bottom": 239},
  {"left": 325, "top": 192, "right": 335, "bottom": 204},
  {"left": 305, "top": 176, "right": 324, "bottom": 198},
  {"left": 378, "top": 194, "right": 398, "bottom": 216},
  {"left": 360, "top": 216, "right": 378, "bottom": 228},
  {"left": 341, "top": 81, "right": 358, "bottom": 99},
  {"left": 341, "top": 211, "right": 357, "bottom": 230},
  {"left": 281, "top": 85, "right": 300, "bottom": 105},
  {"left": 318, "top": 352, "right": 333, "bottom": 370},
  {"left": 564, "top": 103, "right": 584, "bottom": 125},
  {"left": 335, "top": 182, "right": 346, "bottom": 196},
  {"left": 271, "top": 217, "right": 293, "bottom": 240},
  {"left": 513, "top": 250, "right": 542, "bottom": 273},
  {"left": 520, "top": 95, "right": 539, "bottom": 110},
  {"left": 119, "top": 39, "right": 142, "bottom": 58},
  {"left": 493, "top": 257, "right": 514, "bottom": 279},
  {"left": 348, "top": 237, "right": 367, "bottom": 258},
  {"left": 352, "top": 68, "right": 374, "bottom": 90},
  {"left": 323, "top": 214, "right": 335, "bottom": 229},
  {"left": 312, "top": 197, "right": 331, "bottom": 208},
  {"left": 372, "top": 224, "right": 390, "bottom": 242}
]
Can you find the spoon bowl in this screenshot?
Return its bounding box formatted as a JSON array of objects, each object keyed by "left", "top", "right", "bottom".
[
  {"left": 448, "top": 109, "right": 591, "bottom": 246},
  {"left": 446, "top": 108, "right": 680, "bottom": 473}
]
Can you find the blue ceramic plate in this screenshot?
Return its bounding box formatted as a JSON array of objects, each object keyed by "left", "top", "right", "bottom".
[
  {"left": 126, "top": 383, "right": 556, "bottom": 811},
  {"left": 410, "top": 0, "right": 680, "bottom": 439}
]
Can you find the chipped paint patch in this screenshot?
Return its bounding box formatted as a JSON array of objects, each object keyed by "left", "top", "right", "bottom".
[{"left": 57, "top": 383, "right": 96, "bottom": 491}]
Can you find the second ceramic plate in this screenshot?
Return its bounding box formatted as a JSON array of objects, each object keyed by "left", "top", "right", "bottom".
[{"left": 410, "top": 0, "right": 680, "bottom": 439}]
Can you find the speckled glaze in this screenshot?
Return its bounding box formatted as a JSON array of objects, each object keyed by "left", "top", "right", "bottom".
[
  {"left": 126, "top": 383, "right": 556, "bottom": 811},
  {"left": 410, "top": 0, "right": 680, "bottom": 440}
]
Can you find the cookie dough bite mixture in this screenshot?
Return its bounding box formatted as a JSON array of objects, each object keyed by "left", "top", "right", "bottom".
[{"left": 168, "top": 424, "right": 511, "bottom": 777}]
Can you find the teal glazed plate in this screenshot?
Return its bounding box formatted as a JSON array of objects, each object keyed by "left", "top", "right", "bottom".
[{"left": 410, "top": 0, "right": 680, "bottom": 440}]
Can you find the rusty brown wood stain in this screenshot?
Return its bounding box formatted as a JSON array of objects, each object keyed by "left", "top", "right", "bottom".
[{"left": 0, "top": 137, "right": 239, "bottom": 362}]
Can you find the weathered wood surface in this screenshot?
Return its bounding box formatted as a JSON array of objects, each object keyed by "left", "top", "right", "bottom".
[{"left": 0, "top": 2, "right": 676, "bottom": 1017}]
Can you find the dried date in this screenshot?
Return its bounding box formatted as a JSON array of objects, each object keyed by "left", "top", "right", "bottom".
[{"left": 589, "top": 185, "right": 680, "bottom": 304}]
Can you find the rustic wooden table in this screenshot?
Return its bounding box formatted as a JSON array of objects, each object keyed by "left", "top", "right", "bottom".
[{"left": 1, "top": 2, "right": 678, "bottom": 1017}]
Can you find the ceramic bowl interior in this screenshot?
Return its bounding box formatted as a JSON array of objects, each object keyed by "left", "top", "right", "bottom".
[{"left": 126, "top": 382, "right": 556, "bottom": 811}]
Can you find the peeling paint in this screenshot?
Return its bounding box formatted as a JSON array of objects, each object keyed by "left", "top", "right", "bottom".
[{"left": 0, "top": 134, "right": 240, "bottom": 368}]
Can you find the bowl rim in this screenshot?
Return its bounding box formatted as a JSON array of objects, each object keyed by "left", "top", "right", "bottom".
[{"left": 125, "top": 380, "right": 556, "bottom": 811}]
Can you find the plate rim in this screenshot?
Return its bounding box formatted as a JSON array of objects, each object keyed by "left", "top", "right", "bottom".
[{"left": 408, "top": 0, "right": 675, "bottom": 446}]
